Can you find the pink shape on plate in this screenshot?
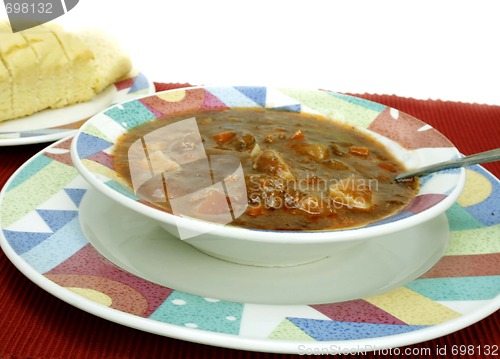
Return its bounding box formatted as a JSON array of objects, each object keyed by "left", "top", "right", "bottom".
[
  {"left": 47, "top": 244, "right": 173, "bottom": 316},
  {"left": 311, "top": 299, "right": 406, "bottom": 325},
  {"left": 46, "top": 273, "right": 149, "bottom": 316},
  {"left": 44, "top": 152, "right": 72, "bottom": 167},
  {"left": 87, "top": 151, "right": 114, "bottom": 170},
  {"left": 139, "top": 88, "right": 207, "bottom": 117},
  {"left": 368, "top": 107, "right": 453, "bottom": 149},
  {"left": 114, "top": 77, "right": 134, "bottom": 91},
  {"left": 404, "top": 193, "right": 447, "bottom": 214},
  {"left": 200, "top": 89, "right": 231, "bottom": 111},
  {"left": 43, "top": 137, "right": 74, "bottom": 167}
]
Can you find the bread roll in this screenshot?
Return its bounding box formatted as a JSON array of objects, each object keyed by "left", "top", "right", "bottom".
[
  {"left": 78, "top": 28, "right": 132, "bottom": 93},
  {"left": 21, "top": 25, "right": 70, "bottom": 109},
  {"left": 0, "top": 47, "right": 12, "bottom": 121},
  {"left": 43, "top": 23, "right": 96, "bottom": 105},
  {"left": 0, "top": 22, "right": 39, "bottom": 120},
  {"left": 0, "top": 22, "right": 132, "bottom": 123}
]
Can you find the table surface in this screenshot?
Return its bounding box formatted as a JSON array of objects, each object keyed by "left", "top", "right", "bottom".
[{"left": 0, "top": 88, "right": 498, "bottom": 358}]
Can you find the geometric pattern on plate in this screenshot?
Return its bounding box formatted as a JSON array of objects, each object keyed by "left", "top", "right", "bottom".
[{"left": 1, "top": 137, "right": 498, "bottom": 343}]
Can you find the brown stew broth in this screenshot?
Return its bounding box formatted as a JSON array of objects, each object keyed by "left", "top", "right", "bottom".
[{"left": 113, "top": 108, "right": 418, "bottom": 230}]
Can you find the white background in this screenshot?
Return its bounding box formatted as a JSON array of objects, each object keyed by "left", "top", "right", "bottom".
[{"left": 1, "top": 0, "right": 499, "bottom": 105}]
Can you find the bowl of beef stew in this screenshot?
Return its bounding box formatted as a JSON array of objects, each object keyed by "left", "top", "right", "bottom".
[{"left": 71, "top": 86, "right": 465, "bottom": 267}]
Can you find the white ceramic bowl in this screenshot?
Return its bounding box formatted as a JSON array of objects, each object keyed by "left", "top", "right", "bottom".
[{"left": 71, "top": 86, "right": 465, "bottom": 267}]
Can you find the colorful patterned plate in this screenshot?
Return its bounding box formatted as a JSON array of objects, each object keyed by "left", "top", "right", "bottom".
[
  {"left": 79, "top": 188, "right": 450, "bottom": 305},
  {"left": 0, "top": 70, "right": 155, "bottom": 146},
  {"left": 0, "top": 137, "right": 499, "bottom": 354}
]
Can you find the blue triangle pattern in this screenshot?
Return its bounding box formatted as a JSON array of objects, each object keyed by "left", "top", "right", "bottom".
[
  {"left": 328, "top": 92, "right": 386, "bottom": 113},
  {"left": 76, "top": 133, "right": 112, "bottom": 159},
  {"left": 234, "top": 86, "right": 267, "bottom": 108},
  {"left": 64, "top": 188, "right": 87, "bottom": 208},
  {"left": 288, "top": 318, "right": 427, "bottom": 341},
  {"left": 36, "top": 210, "right": 78, "bottom": 233},
  {"left": 2, "top": 230, "right": 52, "bottom": 255},
  {"left": 129, "top": 72, "right": 150, "bottom": 93}
]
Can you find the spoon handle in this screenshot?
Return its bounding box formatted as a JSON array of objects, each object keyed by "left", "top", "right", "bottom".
[{"left": 395, "top": 148, "right": 500, "bottom": 181}]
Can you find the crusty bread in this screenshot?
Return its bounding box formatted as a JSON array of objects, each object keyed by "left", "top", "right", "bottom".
[
  {"left": 0, "top": 22, "right": 39, "bottom": 120},
  {"left": 0, "top": 22, "right": 132, "bottom": 123},
  {"left": 78, "top": 28, "right": 132, "bottom": 93},
  {"left": 43, "top": 23, "right": 96, "bottom": 105},
  {"left": 0, "top": 47, "right": 12, "bottom": 121},
  {"left": 21, "top": 25, "right": 70, "bottom": 109}
]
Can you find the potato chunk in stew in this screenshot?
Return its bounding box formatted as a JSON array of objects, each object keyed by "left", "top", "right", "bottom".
[
  {"left": 253, "top": 149, "right": 295, "bottom": 181},
  {"left": 328, "top": 177, "right": 373, "bottom": 210}
]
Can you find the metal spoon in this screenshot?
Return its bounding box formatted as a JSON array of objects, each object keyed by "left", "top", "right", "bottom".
[{"left": 395, "top": 148, "right": 500, "bottom": 182}]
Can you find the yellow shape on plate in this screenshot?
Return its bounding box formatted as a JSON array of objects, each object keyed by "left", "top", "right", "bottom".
[
  {"left": 0, "top": 160, "right": 77, "bottom": 228},
  {"left": 446, "top": 225, "right": 500, "bottom": 255},
  {"left": 457, "top": 169, "right": 492, "bottom": 207},
  {"left": 268, "top": 319, "right": 315, "bottom": 341},
  {"left": 365, "top": 287, "right": 461, "bottom": 326},
  {"left": 82, "top": 159, "right": 128, "bottom": 186},
  {"left": 157, "top": 90, "right": 187, "bottom": 103},
  {"left": 67, "top": 287, "right": 113, "bottom": 306}
]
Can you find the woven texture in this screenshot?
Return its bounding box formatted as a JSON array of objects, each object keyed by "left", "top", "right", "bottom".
[{"left": 0, "top": 84, "right": 498, "bottom": 358}]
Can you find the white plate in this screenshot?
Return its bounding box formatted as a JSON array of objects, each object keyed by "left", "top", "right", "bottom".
[
  {"left": 80, "top": 187, "right": 450, "bottom": 305},
  {"left": 0, "top": 137, "right": 499, "bottom": 354},
  {"left": 0, "top": 70, "right": 155, "bottom": 146}
]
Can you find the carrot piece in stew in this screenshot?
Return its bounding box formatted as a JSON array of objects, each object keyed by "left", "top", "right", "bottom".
[
  {"left": 213, "top": 131, "right": 237, "bottom": 144},
  {"left": 349, "top": 146, "right": 370, "bottom": 158}
]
